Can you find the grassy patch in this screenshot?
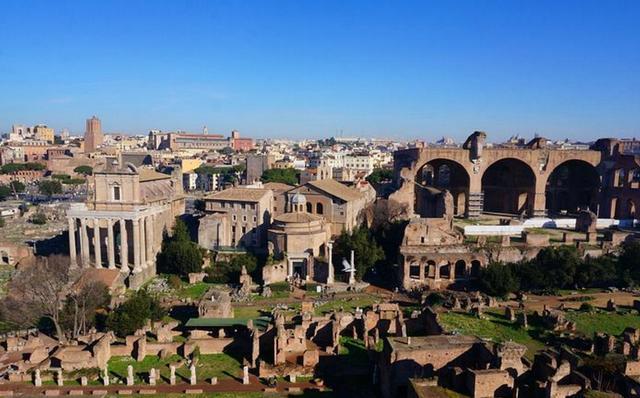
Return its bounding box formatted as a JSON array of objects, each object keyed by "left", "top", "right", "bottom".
[
  {"left": 314, "top": 294, "right": 378, "bottom": 316},
  {"left": 107, "top": 353, "right": 241, "bottom": 384},
  {"left": 439, "top": 310, "right": 545, "bottom": 358},
  {"left": 565, "top": 311, "right": 640, "bottom": 337},
  {"left": 177, "top": 282, "right": 218, "bottom": 300},
  {"left": 338, "top": 337, "right": 369, "bottom": 366},
  {"left": 233, "top": 305, "right": 265, "bottom": 319}
]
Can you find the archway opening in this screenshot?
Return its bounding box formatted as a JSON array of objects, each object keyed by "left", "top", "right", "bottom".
[
  {"left": 545, "top": 160, "right": 600, "bottom": 216},
  {"left": 470, "top": 260, "right": 481, "bottom": 277},
  {"left": 415, "top": 159, "right": 470, "bottom": 217},
  {"left": 440, "top": 263, "right": 451, "bottom": 279},
  {"left": 454, "top": 260, "right": 466, "bottom": 279},
  {"left": 482, "top": 158, "right": 536, "bottom": 216}
]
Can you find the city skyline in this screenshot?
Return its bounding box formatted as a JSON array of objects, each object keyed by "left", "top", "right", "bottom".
[{"left": 1, "top": 0, "right": 639, "bottom": 141}]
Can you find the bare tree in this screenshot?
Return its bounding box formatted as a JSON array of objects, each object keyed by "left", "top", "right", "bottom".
[
  {"left": 1, "top": 255, "right": 71, "bottom": 342},
  {"left": 61, "top": 281, "right": 109, "bottom": 338}
]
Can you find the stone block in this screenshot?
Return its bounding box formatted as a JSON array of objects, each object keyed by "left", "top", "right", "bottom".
[
  {"left": 118, "top": 390, "right": 133, "bottom": 395},
  {"left": 44, "top": 391, "right": 60, "bottom": 396},
  {"left": 184, "top": 389, "right": 203, "bottom": 394}
]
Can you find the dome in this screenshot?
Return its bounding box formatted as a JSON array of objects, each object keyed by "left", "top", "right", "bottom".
[{"left": 290, "top": 192, "right": 307, "bottom": 205}]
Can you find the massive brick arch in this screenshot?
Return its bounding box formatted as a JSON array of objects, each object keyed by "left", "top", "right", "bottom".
[
  {"left": 415, "top": 158, "right": 470, "bottom": 217},
  {"left": 545, "top": 159, "right": 600, "bottom": 216},
  {"left": 392, "top": 133, "right": 605, "bottom": 218},
  {"left": 481, "top": 158, "right": 537, "bottom": 216}
]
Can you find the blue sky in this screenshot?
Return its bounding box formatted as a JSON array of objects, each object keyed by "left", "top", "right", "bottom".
[{"left": 0, "top": 0, "right": 638, "bottom": 142}]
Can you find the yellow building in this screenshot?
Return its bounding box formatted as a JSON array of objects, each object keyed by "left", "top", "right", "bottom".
[
  {"left": 179, "top": 158, "right": 204, "bottom": 173},
  {"left": 34, "top": 125, "right": 54, "bottom": 143}
]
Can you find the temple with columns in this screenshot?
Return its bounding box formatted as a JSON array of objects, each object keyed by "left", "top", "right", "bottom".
[{"left": 67, "top": 158, "right": 185, "bottom": 289}]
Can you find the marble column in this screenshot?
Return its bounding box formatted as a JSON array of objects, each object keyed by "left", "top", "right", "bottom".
[
  {"left": 68, "top": 218, "right": 77, "bottom": 268},
  {"left": 93, "top": 220, "right": 102, "bottom": 268},
  {"left": 139, "top": 217, "right": 146, "bottom": 267},
  {"left": 107, "top": 219, "right": 116, "bottom": 269},
  {"left": 132, "top": 218, "right": 141, "bottom": 271},
  {"left": 80, "top": 218, "right": 90, "bottom": 266},
  {"left": 145, "top": 216, "right": 153, "bottom": 265},
  {"left": 119, "top": 219, "right": 128, "bottom": 269},
  {"left": 327, "top": 241, "right": 334, "bottom": 284}
]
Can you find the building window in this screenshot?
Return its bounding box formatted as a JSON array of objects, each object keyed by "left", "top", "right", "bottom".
[
  {"left": 306, "top": 202, "right": 312, "bottom": 213},
  {"left": 232, "top": 215, "right": 237, "bottom": 222},
  {"left": 253, "top": 216, "right": 257, "bottom": 222},
  {"left": 409, "top": 263, "right": 420, "bottom": 279},
  {"left": 112, "top": 186, "right": 121, "bottom": 201},
  {"left": 241, "top": 226, "right": 246, "bottom": 234},
  {"left": 316, "top": 203, "right": 324, "bottom": 215},
  {"left": 243, "top": 215, "right": 247, "bottom": 222}
]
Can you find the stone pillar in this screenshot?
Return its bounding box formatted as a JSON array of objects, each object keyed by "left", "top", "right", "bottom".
[
  {"left": 103, "top": 367, "right": 110, "bottom": 386},
  {"left": 80, "top": 218, "right": 90, "bottom": 266},
  {"left": 107, "top": 219, "right": 116, "bottom": 269},
  {"left": 132, "top": 218, "right": 141, "bottom": 271},
  {"left": 327, "top": 241, "right": 334, "bottom": 284},
  {"left": 169, "top": 365, "right": 176, "bottom": 385},
  {"left": 34, "top": 369, "right": 41, "bottom": 387},
  {"left": 348, "top": 250, "right": 356, "bottom": 285},
  {"left": 93, "top": 220, "right": 102, "bottom": 268},
  {"left": 68, "top": 218, "right": 77, "bottom": 268},
  {"left": 145, "top": 216, "right": 153, "bottom": 266},
  {"left": 139, "top": 217, "right": 146, "bottom": 267},
  {"left": 532, "top": 191, "right": 547, "bottom": 218},
  {"left": 120, "top": 219, "right": 128, "bottom": 269},
  {"left": 126, "top": 364, "right": 134, "bottom": 386},
  {"left": 149, "top": 368, "right": 156, "bottom": 386},
  {"left": 56, "top": 369, "right": 63, "bottom": 386},
  {"left": 242, "top": 365, "right": 249, "bottom": 385},
  {"left": 189, "top": 364, "right": 196, "bottom": 385}
]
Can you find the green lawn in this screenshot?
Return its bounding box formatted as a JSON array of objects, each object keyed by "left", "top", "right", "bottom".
[
  {"left": 565, "top": 311, "right": 640, "bottom": 337},
  {"left": 314, "top": 294, "right": 378, "bottom": 316},
  {"left": 107, "top": 353, "right": 241, "bottom": 384},
  {"left": 177, "top": 282, "right": 219, "bottom": 300},
  {"left": 438, "top": 310, "right": 546, "bottom": 358}
]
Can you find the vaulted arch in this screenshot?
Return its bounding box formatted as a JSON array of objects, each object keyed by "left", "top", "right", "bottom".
[
  {"left": 545, "top": 159, "right": 600, "bottom": 216},
  {"left": 415, "top": 159, "right": 470, "bottom": 217},
  {"left": 481, "top": 158, "right": 536, "bottom": 215}
]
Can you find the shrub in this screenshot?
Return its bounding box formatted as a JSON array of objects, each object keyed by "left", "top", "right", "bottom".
[
  {"left": 30, "top": 212, "right": 47, "bottom": 225},
  {"left": 425, "top": 292, "right": 444, "bottom": 307},
  {"left": 167, "top": 275, "right": 182, "bottom": 290},
  {"left": 478, "top": 262, "right": 519, "bottom": 297},
  {"left": 106, "top": 289, "right": 165, "bottom": 337},
  {"left": 580, "top": 302, "right": 595, "bottom": 313}
]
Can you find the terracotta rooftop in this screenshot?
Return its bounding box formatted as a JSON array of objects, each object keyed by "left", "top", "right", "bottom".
[
  {"left": 306, "top": 179, "right": 363, "bottom": 202},
  {"left": 206, "top": 187, "right": 271, "bottom": 202},
  {"left": 139, "top": 169, "right": 171, "bottom": 182},
  {"left": 274, "top": 212, "right": 324, "bottom": 224},
  {"left": 263, "top": 182, "right": 295, "bottom": 192}
]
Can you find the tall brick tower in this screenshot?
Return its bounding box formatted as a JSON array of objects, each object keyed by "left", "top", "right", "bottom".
[{"left": 84, "top": 116, "right": 103, "bottom": 153}]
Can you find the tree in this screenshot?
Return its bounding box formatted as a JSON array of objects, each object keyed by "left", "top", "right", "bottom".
[
  {"left": 479, "top": 262, "right": 519, "bottom": 297},
  {"left": 0, "top": 186, "right": 11, "bottom": 201},
  {"left": 156, "top": 219, "right": 204, "bottom": 276},
  {"left": 60, "top": 282, "right": 110, "bottom": 338},
  {"left": 366, "top": 168, "right": 394, "bottom": 184},
  {"left": 261, "top": 168, "right": 299, "bottom": 185},
  {"left": 617, "top": 241, "right": 640, "bottom": 286},
  {"left": 0, "top": 255, "right": 71, "bottom": 341},
  {"left": 332, "top": 227, "right": 384, "bottom": 281},
  {"left": 9, "top": 181, "right": 25, "bottom": 194},
  {"left": 205, "top": 253, "right": 258, "bottom": 284},
  {"left": 39, "top": 180, "right": 63, "bottom": 196},
  {"left": 73, "top": 165, "right": 93, "bottom": 176},
  {"left": 106, "top": 289, "right": 164, "bottom": 337}
]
